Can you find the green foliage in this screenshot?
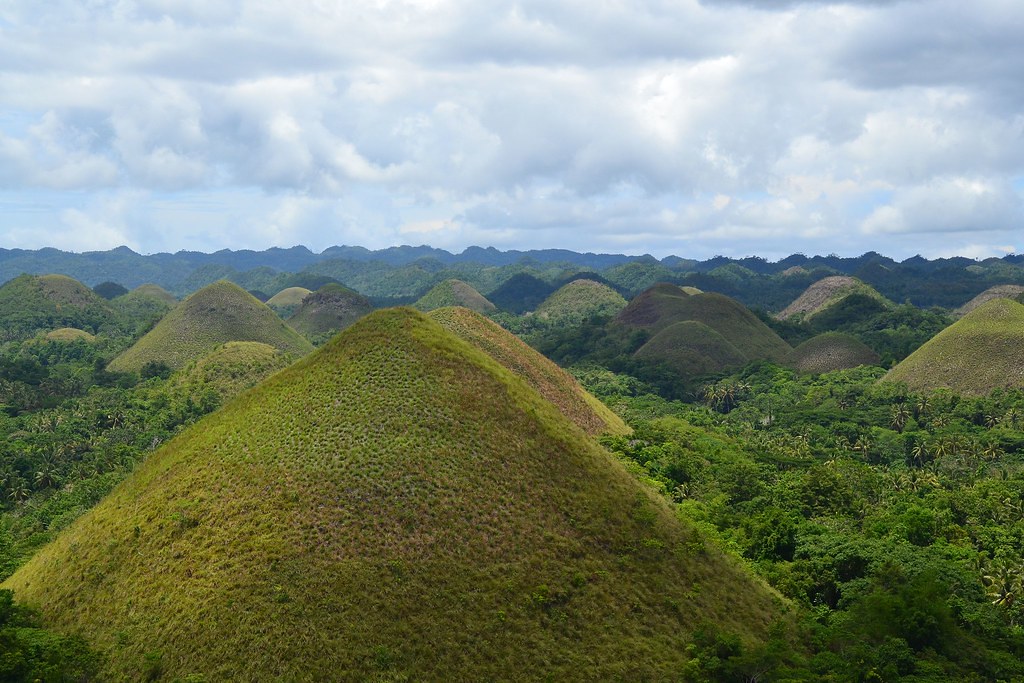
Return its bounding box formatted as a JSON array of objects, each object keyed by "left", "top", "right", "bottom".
[
  {"left": 0, "top": 589, "right": 101, "bottom": 681},
  {"left": 0, "top": 274, "right": 119, "bottom": 342}
]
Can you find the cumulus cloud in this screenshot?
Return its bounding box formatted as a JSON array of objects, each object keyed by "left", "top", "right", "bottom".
[{"left": 0, "top": 0, "right": 1021, "bottom": 258}]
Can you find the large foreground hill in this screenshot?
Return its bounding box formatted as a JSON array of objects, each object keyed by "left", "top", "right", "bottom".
[{"left": 5, "top": 308, "right": 779, "bottom": 681}]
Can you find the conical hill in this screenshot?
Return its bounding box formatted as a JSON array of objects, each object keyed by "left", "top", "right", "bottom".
[
  {"left": 775, "top": 276, "right": 890, "bottom": 321},
  {"left": 954, "top": 285, "right": 1024, "bottom": 318},
  {"left": 786, "top": 333, "right": 880, "bottom": 374},
  {"left": 535, "top": 279, "right": 627, "bottom": 325},
  {"left": 0, "top": 273, "right": 116, "bottom": 340},
  {"left": 414, "top": 278, "right": 495, "bottom": 313},
  {"left": 266, "top": 286, "right": 312, "bottom": 318},
  {"left": 634, "top": 320, "right": 748, "bottom": 377},
  {"left": 883, "top": 298, "right": 1024, "bottom": 395},
  {"left": 428, "top": 306, "right": 629, "bottom": 435},
  {"left": 111, "top": 284, "right": 177, "bottom": 333},
  {"left": 6, "top": 308, "right": 779, "bottom": 681},
  {"left": 616, "top": 284, "right": 791, "bottom": 362},
  {"left": 287, "top": 283, "right": 374, "bottom": 341},
  {"left": 107, "top": 281, "right": 312, "bottom": 372}
]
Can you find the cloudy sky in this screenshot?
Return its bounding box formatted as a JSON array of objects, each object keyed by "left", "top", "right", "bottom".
[{"left": 1, "top": 0, "right": 1022, "bottom": 260}]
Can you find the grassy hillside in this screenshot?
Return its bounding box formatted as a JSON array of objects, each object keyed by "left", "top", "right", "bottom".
[
  {"left": 174, "top": 341, "right": 293, "bottom": 403},
  {"left": 428, "top": 306, "right": 629, "bottom": 436},
  {"left": 0, "top": 274, "right": 117, "bottom": 341},
  {"left": 5, "top": 308, "right": 780, "bottom": 681},
  {"left": 108, "top": 281, "right": 312, "bottom": 372},
  {"left": 265, "top": 286, "right": 312, "bottom": 318},
  {"left": 287, "top": 283, "right": 374, "bottom": 342},
  {"left": 413, "top": 278, "right": 496, "bottom": 313},
  {"left": 786, "top": 332, "right": 881, "bottom": 374},
  {"left": 534, "top": 279, "right": 627, "bottom": 325},
  {"left": 776, "top": 276, "right": 891, "bottom": 321},
  {"left": 634, "top": 320, "right": 748, "bottom": 377},
  {"left": 954, "top": 284, "right": 1024, "bottom": 318},
  {"left": 617, "top": 284, "right": 791, "bottom": 362},
  {"left": 883, "top": 298, "right": 1024, "bottom": 395}
]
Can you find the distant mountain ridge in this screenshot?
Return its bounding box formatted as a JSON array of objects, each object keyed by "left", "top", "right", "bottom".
[{"left": 3, "top": 245, "right": 1024, "bottom": 309}]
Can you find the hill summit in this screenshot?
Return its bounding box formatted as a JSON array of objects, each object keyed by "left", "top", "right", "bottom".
[
  {"left": 287, "top": 282, "right": 374, "bottom": 342},
  {"left": 107, "top": 280, "right": 312, "bottom": 372},
  {"left": 414, "top": 278, "right": 495, "bottom": 313},
  {"left": 534, "top": 278, "right": 627, "bottom": 325},
  {"left": 6, "top": 308, "right": 778, "bottom": 681},
  {"left": 775, "top": 276, "right": 890, "bottom": 321},
  {"left": 0, "top": 273, "right": 116, "bottom": 340},
  {"left": 883, "top": 298, "right": 1024, "bottom": 395},
  {"left": 617, "top": 284, "right": 791, "bottom": 367}
]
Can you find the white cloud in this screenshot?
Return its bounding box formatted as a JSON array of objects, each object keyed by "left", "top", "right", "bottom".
[{"left": 0, "top": 0, "right": 1021, "bottom": 259}]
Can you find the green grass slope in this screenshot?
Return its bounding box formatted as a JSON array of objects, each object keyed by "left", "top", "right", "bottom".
[
  {"left": 174, "top": 341, "right": 294, "bottom": 404},
  {"left": 414, "top": 278, "right": 496, "bottom": 314},
  {"left": 43, "top": 327, "right": 96, "bottom": 343},
  {"left": 786, "top": 332, "right": 881, "bottom": 374},
  {"left": 287, "top": 283, "right": 374, "bottom": 342},
  {"left": 428, "top": 306, "right": 630, "bottom": 436},
  {"left": 266, "top": 286, "right": 312, "bottom": 318},
  {"left": 883, "top": 298, "right": 1024, "bottom": 395},
  {"left": 108, "top": 281, "right": 312, "bottom": 372},
  {"left": 775, "top": 276, "right": 891, "bottom": 321},
  {"left": 617, "top": 285, "right": 791, "bottom": 362},
  {"left": 534, "top": 279, "right": 627, "bottom": 325},
  {"left": 634, "top": 320, "right": 748, "bottom": 377},
  {"left": 954, "top": 285, "right": 1024, "bottom": 318},
  {"left": 6, "top": 308, "right": 780, "bottom": 681},
  {"left": 0, "top": 274, "right": 116, "bottom": 341}
]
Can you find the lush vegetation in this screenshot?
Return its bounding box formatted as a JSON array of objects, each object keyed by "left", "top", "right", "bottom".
[
  {"left": 265, "top": 286, "right": 312, "bottom": 318},
  {"left": 777, "top": 276, "right": 892, "bottom": 321},
  {"left": 574, "top": 362, "right": 1024, "bottom": 681},
  {"left": 533, "top": 278, "right": 628, "bottom": 326}
]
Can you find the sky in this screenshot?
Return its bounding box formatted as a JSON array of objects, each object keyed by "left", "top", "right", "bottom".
[{"left": 0, "top": 0, "right": 1022, "bottom": 261}]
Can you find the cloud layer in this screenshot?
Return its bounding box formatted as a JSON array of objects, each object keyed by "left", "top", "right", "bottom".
[{"left": 0, "top": 0, "right": 1022, "bottom": 259}]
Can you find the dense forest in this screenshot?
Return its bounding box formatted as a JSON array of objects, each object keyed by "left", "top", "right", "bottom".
[{"left": 3, "top": 248, "right": 1024, "bottom": 679}]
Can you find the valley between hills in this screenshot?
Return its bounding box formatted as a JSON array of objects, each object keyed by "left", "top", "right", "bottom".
[{"left": 4, "top": 246, "right": 1024, "bottom": 680}]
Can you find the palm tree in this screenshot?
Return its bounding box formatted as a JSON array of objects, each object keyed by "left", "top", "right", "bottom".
[
  {"left": 890, "top": 403, "right": 911, "bottom": 433},
  {"left": 911, "top": 441, "right": 930, "bottom": 467}
]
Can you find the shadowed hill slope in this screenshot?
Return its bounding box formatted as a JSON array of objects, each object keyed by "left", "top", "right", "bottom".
[
  {"left": 0, "top": 273, "right": 116, "bottom": 340},
  {"left": 883, "top": 299, "right": 1024, "bottom": 395},
  {"left": 786, "top": 333, "right": 881, "bottom": 373},
  {"left": 634, "top": 321, "right": 748, "bottom": 377},
  {"left": 617, "top": 284, "right": 791, "bottom": 363},
  {"left": 414, "top": 278, "right": 495, "bottom": 313},
  {"left": 535, "top": 279, "right": 627, "bottom": 325},
  {"left": 954, "top": 285, "right": 1024, "bottom": 318},
  {"left": 428, "top": 306, "right": 629, "bottom": 436},
  {"left": 111, "top": 284, "right": 177, "bottom": 334},
  {"left": 5, "top": 308, "right": 780, "bottom": 681},
  {"left": 108, "top": 281, "right": 312, "bottom": 372},
  {"left": 776, "top": 276, "right": 891, "bottom": 321},
  {"left": 287, "top": 283, "right": 374, "bottom": 341}
]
